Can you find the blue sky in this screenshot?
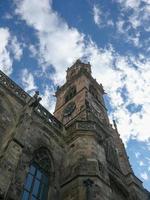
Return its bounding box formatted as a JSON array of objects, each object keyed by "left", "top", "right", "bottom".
[{"left": 0, "top": 0, "right": 150, "bottom": 190}]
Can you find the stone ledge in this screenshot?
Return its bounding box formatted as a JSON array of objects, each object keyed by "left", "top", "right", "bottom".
[
  {"left": 0, "top": 70, "right": 29, "bottom": 103},
  {"left": 0, "top": 70, "right": 64, "bottom": 132}
]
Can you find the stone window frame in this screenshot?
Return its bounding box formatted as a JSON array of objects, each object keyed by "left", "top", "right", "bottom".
[
  {"left": 21, "top": 148, "right": 53, "bottom": 200},
  {"left": 65, "top": 85, "right": 76, "bottom": 103},
  {"left": 89, "top": 84, "right": 99, "bottom": 100}
]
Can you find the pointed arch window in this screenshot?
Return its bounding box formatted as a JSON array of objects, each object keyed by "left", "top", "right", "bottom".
[
  {"left": 65, "top": 86, "right": 76, "bottom": 103},
  {"left": 89, "top": 84, "right": 98, "bottom": 100},
  {"left": 22, "top": 148, "right": 52, "bottom": 200}
]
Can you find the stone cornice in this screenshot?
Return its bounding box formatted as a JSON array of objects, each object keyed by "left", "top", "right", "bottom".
[
  {"left": 0, "top": 70, "right": 30, "bottom": 104},
  {"left": 109, "top": 172, "right": 129, "bottom": 197},
  {"left": 35, "top": 104, "right": 64, "bottom": 131},
  {"left": 65, "top": 120, "right": 112, "bottom": 144},
  {"left": 125, "top": 172, "right": 150, "bottom": 195},
  {"left": 60, "top": 174, "right": 110, "bottom": 189},
  {"left": 0, "top": 70, "right": 64, "bottom": 133}
]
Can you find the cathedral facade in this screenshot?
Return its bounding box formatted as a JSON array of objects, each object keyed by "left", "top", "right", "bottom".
[{"left": 0, "top": 60, "right": 149, "bottom": 200}]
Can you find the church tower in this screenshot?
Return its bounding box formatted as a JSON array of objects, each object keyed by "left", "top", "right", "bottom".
[
  {"left": 54, "top": 59, "right": 109, "bottom": 125},
  {"left": 54, "top": 59, "right": 149, "bottom": 200}
]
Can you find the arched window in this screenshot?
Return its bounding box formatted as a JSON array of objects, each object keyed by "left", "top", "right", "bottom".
[
  {"left": 22, "top": 148, "right": 52, "bottom": 200},
  {"left": 65, "top": 86, "right": 76, "bottom": 103},
  {"left": 89, "top": 84, "right": 98, "bottom": 100}
]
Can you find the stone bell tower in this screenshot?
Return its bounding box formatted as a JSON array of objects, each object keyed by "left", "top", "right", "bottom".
[
  {"left": 53, "top": 59, "right": 117, "bottom": 199},
  {"left": 54, "top": 59, "right": 149, "bottom": 200},
  {"left": 54, "top": 59, "right": 109, "bottom": 126}
]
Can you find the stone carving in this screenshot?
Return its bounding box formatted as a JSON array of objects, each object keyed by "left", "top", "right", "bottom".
[
  {"left": 28, "top": 91, "right": 42, "bottom": 109},
  {"left": 33, "top": 148, "right": 52, "bottom": 174},
  {"left": 78, "top": 121, "right": 95, "bottom": 130},
  {"left": 36, "top": 104, "right": 63, "bottom": 130},
  {"left": 0, "top": 70, "right": 29, "bottom": 102},
  {"left": 104, "top": 137, "right": 120, "bottom": 169},
  {"left": 98, "top": 161, "right": 105, "bottom": 176},
  {"left": 0, "top": 70, "right": 63, "bottom": 131}
]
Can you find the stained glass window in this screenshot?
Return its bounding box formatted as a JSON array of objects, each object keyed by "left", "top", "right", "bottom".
[{"left": 22, "top": 148, "right": 51, "bottom": 200}]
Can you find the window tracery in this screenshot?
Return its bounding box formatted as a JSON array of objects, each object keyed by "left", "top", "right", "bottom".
[
  {"left": 89, "top": 84, "right": 99, "bottom": 100},
  {"left": 65, "top": 86, "right": 76, "bottom": 103},
  {"left": 21, "top": 148, "right": 51, "bottom": 200}
]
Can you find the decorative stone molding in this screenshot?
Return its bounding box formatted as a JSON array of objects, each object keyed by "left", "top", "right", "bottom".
[
  {"left": 66, "top": 120, "right": 110, "bottom": 144},
  {"left": 0, "top": 70, "right": 29, "bottom": 102},
  {"left": 77, "top": 121, "right": 96, "bottom": 130},
  {"left": 108, "top": 161, "right": 125, "bottom": 185},
  {"left": 110, "top": 173, "right": 129, "bottom": 198},
  {"left": 35, "top": 104, "right": 63, "bottom": 130},
  {"left": 0, "top": 70, "right": 64, "bottom": 132}
]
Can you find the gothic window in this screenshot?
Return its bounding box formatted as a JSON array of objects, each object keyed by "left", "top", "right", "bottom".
[
  {"left": 65, "top": 86, "right": 76, "bottom": 103},
  {"left": 104, "top": 139, "right": 120, "bottom": 169},
  {"left": 89, "top": 84, "right": 98, "bottom": 100},
  {"left": 22, "top": 148, "right": 52, "bottom": 200}
]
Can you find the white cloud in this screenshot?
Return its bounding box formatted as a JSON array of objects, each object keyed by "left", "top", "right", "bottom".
[
  {"left": 115, "top": 0, "right": 150, "bottom": 51},
  {"left": 0, "top": 27, "right": 23, "bottom": 75},
  {"left": 93, "top": 4, "right": 102, "bottom": 26},
  {"left": 128, "top": 13, "right": 141, "bottom": 29},
  {"left": 117, "top": 0, "right": 141, "bottom": 10},
  {"left": 29, "top": 44, "right": 37, "bottom": 57},
  {"left": 116, "top": 19, "right": 125, "bottom": 34},
  {"left": 10, "top": 36, "right": 23, "bottom": 60},
  {"left": 3, "top": 13, "right": 13, "bottom": 20},
  {"left": 116, "top": 19, "right": 141, "bottom": 47},
  {"left": 107, "top": 20, "right": 114, "bottom": 26},
  {"left": 0, "top": 28, "right": 13, "bottom": 75},
  {"left": 146, "top": 157, "right": 150, "bottom": 162},
  {"left": 139, "top": 160, "right": 145, "bottom": 166},
  {"left": 125, "top": 0, "right": 141, "bottom": 9},
  {"left": 147, "top": 143, "right": 150, "bottom": 151},
  {"left": 117, "top": 0, "right": 150, "bottom": 32},
  {"left": 15, "top": 0, "right": 85, "bottom": 85},
  {"left": 109, "top": 56, "right": 150, "bottom": 142},
  {"left": 140, "top": 171, "right": 149, "bottom": 180},
  {"left": 40, "top": 85, "right": 56, "bottom": 113},
  {"left": 135, "top": 152, "right": 141, "bottom": 158},
  {"left": 21, "top": 68, "right": 37, "bottom": 93}
]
